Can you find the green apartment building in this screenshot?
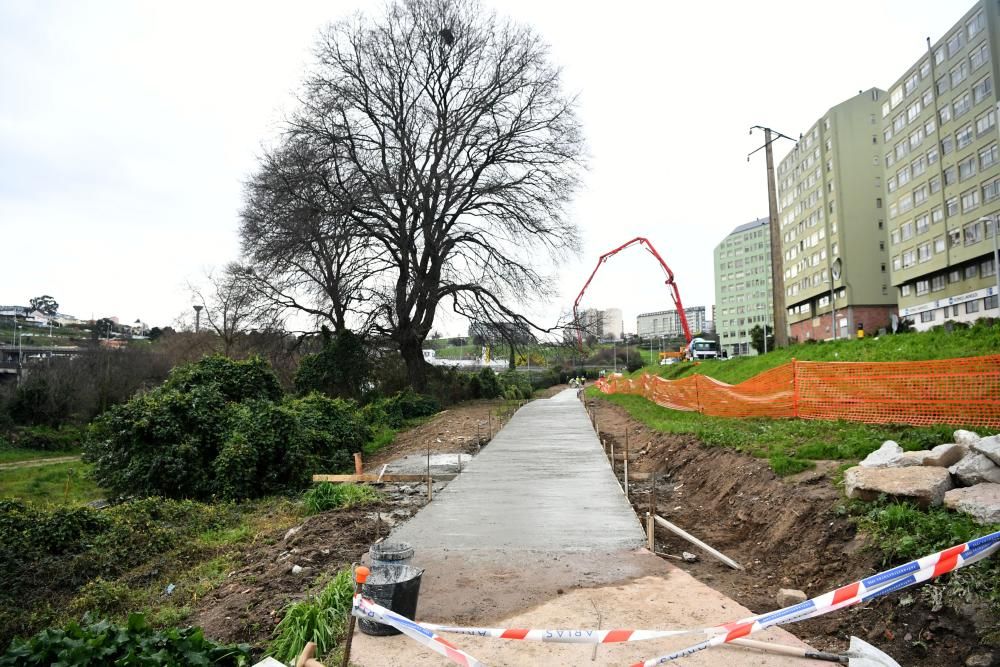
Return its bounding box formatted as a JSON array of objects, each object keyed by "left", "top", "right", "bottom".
[
  {"left": 714, "top": 217, "right": 773, "bottom": 356},
  {"left": 883, "top": 1, "right": 1000, "bottom": 329},
  {"left": 776, "top": 89, "right": 897, "bottom": 341}
]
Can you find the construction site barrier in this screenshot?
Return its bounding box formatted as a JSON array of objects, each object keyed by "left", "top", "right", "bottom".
[
  {"left": 352, "top": 530, "right": 1000, "bottom": 665},
  {"left": 595, "top": 355, "right": 1000, "bottom": 429}
]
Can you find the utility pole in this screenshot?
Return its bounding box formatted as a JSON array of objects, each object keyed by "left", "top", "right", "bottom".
[
  {"left": 193, "top": 305, "right": 203, "bottom": 333},
  {"left": 749, "top": 126, "right": 796, "bottom": 348}
]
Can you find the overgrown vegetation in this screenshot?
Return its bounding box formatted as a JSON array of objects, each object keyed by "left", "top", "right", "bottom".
[
  {"left": 593, "top": 392, "right": 976, "bottom": 475},
  {"left": 0, "top": 497, "right": 247, "bottom": 647},
  {"left": 0, "top": 461, "right": 102, "bottom": 505},
  {"left": 0, "top": 613, "right": 251, "bottom": 666},
  {"left": 303, "top": 483, "right": 382, "bottom": 515},
  {"left": 84, "top": 356, "right": 365, "bottom": 500},
  {"left": 269, "top": 569, "right": 355, "bottom": 664}
]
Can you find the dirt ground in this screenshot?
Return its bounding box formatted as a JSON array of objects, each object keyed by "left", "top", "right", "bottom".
[{"left": 589, "top": 397, "right": 995, "bottom": 667}]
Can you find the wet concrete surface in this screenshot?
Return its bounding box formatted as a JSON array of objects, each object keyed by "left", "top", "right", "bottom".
[{"left": 389, "top": 388, "right": 645, "bottom": 552}]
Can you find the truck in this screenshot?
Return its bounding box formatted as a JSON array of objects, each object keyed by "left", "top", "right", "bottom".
[{"left": 686, "top": 337, "right": 720, "bottom": 361}]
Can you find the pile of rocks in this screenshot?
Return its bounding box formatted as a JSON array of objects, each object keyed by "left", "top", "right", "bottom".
[{"left": 843, "top": 430, "right": 1000, "bottom": 524}]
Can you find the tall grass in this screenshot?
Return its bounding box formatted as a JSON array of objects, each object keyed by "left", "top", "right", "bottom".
[
  {"left": 269, "top": 569, "right": 355, "bottom": 663},
  {"left": 302, "top": 483, "right": 382, "bottom": 515}
]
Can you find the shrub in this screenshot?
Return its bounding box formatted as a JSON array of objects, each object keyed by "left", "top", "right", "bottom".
[
  {"left": 84, "top": 356, "right": 362, "bottom": 501},
  {"left": 6, "top": 425, "right": 84, "bottom": 451},
  {"left": 303, "top": 483, "right": 383, "bottom": 515},
  {"left": 469, "top": 368, "right": 502, "bottom": 399},
  {"left": 0, "top": 613, "right": 250, "bottom": 666},
  {"left": 295, "top": 329, "right": 372, "bottom": 400}
]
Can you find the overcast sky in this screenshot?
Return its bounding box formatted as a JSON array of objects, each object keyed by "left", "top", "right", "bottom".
[{"left": 1, "top": 0, "right": 967, "bottom": 335}]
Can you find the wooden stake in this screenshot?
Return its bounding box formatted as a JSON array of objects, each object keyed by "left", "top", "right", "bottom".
[
  {"left": 339, "top": 566, "right": 369, "bottom": 667},
  {"left": 427, "top": 446, "right": 433, "bottom": 501},
  {"left": 653, "top": 515, "right": 744, "bottom": 571},
  {"left": 353, "top": 452, "right": 363, "bottom": 476},
  {"left": 650, "top": 472, "right": 657, "bottom": 516},
  {"left": 646, "top": 512, "right": 654, "bottom": 551}
]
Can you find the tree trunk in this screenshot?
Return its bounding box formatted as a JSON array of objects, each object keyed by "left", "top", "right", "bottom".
[{"left": 399, "top": 334, "right": 429, "bottom": 392}]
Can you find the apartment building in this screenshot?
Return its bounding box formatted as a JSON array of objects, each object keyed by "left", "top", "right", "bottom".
[
  {"left": 636, "top": 306, "right": 707, "bottom": 339},
  {"left": 777, "top": 89, "right": 898, "bottom": 341},
  {"left": 714, "top": 217, "right": 773, "bottom": 356},
  {"left": 569, "top": 307, "right": 623, "bottom": 342},
  {"left": 883, "top": 1, "right": 1000, "bottom": 330}
]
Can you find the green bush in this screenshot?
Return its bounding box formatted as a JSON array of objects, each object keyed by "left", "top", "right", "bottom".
[
  {"left": 363, "top": 389, "right": 439, "bottom": 429},
  {"left": 0, "top": 613, "right": 250, "bottom": 666},
  {"left": 295, "top": 329, "right": 371, "bottom": 400},
  {"left": 84, "top": 356, "right": 363, "bottom": 501},
  {"left": 6, "top": 425, "right": 84, "bottom": 451},
  {"left": 303, "top": 483, "right": 383, "bottom": 515},
  {"left": 469, "top": 368, "right": 502, "bottom": 399}
]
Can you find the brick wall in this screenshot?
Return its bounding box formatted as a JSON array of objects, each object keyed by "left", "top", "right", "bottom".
[{"left": 789, "top": 304, "right": 897, "bottom": 341}]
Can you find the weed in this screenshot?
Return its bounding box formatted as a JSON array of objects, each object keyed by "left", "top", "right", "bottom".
[
  {"left": 199, "top": 524, "right": 253, "bottom": 548},
  {"left": 303, "top": 483, "right": 382, "bottom": 515},
  {"left": 269, "top": 569, "right": 354, "bottom": 663}
]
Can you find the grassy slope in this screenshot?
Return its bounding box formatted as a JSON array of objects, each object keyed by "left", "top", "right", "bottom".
[
  {"left": 648, "top": 322, "right": 1000, "bottom": 385},
  {"left": 0, "top": 448, "right": 79, "bottom": 464},
  {"left": 0, "top": 461, "right": 103, "bottom": 504}
]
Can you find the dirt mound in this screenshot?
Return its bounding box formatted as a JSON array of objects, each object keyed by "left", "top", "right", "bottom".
[{"left": 593, "top": 399, "right": 989, "bottom": 667}]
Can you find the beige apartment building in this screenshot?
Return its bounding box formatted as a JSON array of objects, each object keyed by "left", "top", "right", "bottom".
[
  {"left": 776, "top": 90, "right": 898, "bottom": 341},
  {"left": 883, "top": 1, "right": 1000, "bottom": 330}
]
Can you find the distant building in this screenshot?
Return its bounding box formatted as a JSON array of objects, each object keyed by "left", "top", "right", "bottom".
[
  {"left": 636, "top": 306, "right": 707, "bottom": 339},
  {"left": 714, "top": 217, "right": 773, "bottom": 356},
  {"left": 777, "top": 88, "right": 897, "bottom": 341},
  {"left": 882, "top": 1, "right": 1000, "bottom": 330},
  {"left": 570, "top": 307, "right": 623, "bottom": 342}
]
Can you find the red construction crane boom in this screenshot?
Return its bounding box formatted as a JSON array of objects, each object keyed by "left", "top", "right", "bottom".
[{"left": 572, "top": 237, "right": 692, "bottom": 351}]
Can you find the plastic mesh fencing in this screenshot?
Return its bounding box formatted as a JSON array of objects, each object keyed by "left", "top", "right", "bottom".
[{"left": 597, "top": 355, "right": 1000, "bottom": 428}]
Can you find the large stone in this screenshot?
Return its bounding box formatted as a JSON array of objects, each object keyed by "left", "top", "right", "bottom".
[
  {"left": 972, "top": 435, "right": 1000, "bottom": 466},
  {"left": 949, "top": 454, "right": 1000, "bottom": 487},
  {"left": 859, "top": 440, "right": 904, "bottom": 468},
  {"left": 844, "top": 466, "right": 954, "bottom": 507},
  {"left": 776, "top": 588, "right": 807, "bottom": 607},
  {"left": 921, "top": 443, "right": 966, "bottom": 467},
  {"left": 954, "top": 430, "right": 982, "bottom": 447},
  {"left": 944, "top": 484, "right": 1000, "bottom": 524}
]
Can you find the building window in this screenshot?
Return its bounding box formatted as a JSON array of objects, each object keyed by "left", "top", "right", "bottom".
[
  {"left": 984, "top": 177, "right": 1000, "bottom": 203},
  {"left": 932, "top": 274, "right": 946, "bottom": 291},
  {"left": 901, "top": 221, "right": 914, "bottom": 241},
  {"left": 977, "top": 109, "right": 996, "bottom": 136},
  {"left": 953, "top": 92, "right": 971, "bottom": 119},
  {"left": 942, "top": 135, "right": 955, "bottom": 155},
  {"left": 912, "top": 155, "right": 928, "bottom": 177},
  {"left": 947, "top": 29, "right": 965, "bottom": 58},
  {"left": 951, "top": 60, "right": 970, "bottom": 87},
  {"left": 937, "top": 74, "right": 951, "bottom": 96},
  {"left": 898, "top": 165, "right": 912, "bottom": 186},
  {"left": 950, "top": 269, "right": 962, "bottom": 283},
  {"left": 891, "top": 229, "right": 900, "bottom": 245},
  {"left": 902, "top": 248, "right": 916, "bottom": 267},
  {"left": 968, "top": 11, "right": 986, "bottom": 39},
  {"left": 966, "top": 264, "right": 979, "bottom": 279},
  {"left": 946, "top": 197, "right": 959, "bottom": 217},
  {"left": 920, "top": 310, "right": 935, "bottom": 323},
  {"left": 893, "top": 255, "right": 901, "bottom": 270},
  {"left": 959, "top": 154, "right": 977, "bottom": 181},
  {"left": 918, "top": 243, "right": 931, "bottom": 262},
  {"left": 934, "top": 235, "right": 946, "bottom": 253},
  {"left": 971, "top": 41, "right": 989, "bottom": 70},
  {"left": 916, "top": 279, "right": 930, "bottom": 295},
  {"left": 930, "top": 175, "right": 942, "bottom": 193},
  {"left": 957, "top": 124, "right": 974, "bottom": 150},
  {"left": 973, "top": 75, "right": 992, "bottom": 105},
  {"left": 987, "top": 295, "right": 999, "bottom": 310},
  {"left": 940, "top": 103, "right": 953, "bottom": 124},
  {"left": 981, "top": 143, "right": 999, "bottom": 170},
  {"left": 900, "top": 284, "right": 911, "bottom": 296},
  {"left": 927, "top": 146, "right": 939, "bottom": 164},
  {"left": 961, "top": 188, "right": 980, "bottom": 213},
  {"left": 966, "top": 300, "right": 980, "bottom": 314},
  {"left": 983, "top": 257, "right": 996, "bottom": 277},
  {"left": 931, "top": 206, "right": 944, "bottom": 224}
]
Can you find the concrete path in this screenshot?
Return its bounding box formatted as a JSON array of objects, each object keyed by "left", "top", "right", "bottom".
[
  {"left": 390, "top": 388, "right": 644, "bottom": 551},
  {"left": 353, "top": 389, "right": 814, "bottom": 666}
]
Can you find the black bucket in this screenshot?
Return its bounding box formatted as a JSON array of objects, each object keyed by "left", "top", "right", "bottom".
[{"left": 358, "top": 564, "right": 424, "bottom": 636}]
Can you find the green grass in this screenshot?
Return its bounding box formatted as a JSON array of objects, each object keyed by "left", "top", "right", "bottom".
[
  {"left": 0, "top": 461, "right": 104, "bottom": 504},
  {"left": 0, "top": 448, "right": 79, "bottom": 464},
  {"left": 640, "top": 321, "right": 1000, "bottom": 385},
  {"left": 593, "top": 392, "right": 983, "bottom": 475},
  {"left": 303, "top": 483, "right": 383, "bottom": 515}
]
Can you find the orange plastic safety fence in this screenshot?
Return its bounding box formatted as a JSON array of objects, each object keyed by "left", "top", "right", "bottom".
[{"left": 597, "top": 354, "right": 1000, "bottom": 428}]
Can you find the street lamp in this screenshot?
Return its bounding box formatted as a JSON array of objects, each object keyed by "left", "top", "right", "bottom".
[{"left": 978, "top": 216, "right": 1000, "bottom": 314}]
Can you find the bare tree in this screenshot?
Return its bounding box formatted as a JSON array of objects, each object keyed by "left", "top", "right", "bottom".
[
  {"left": 190, "top": 263, "right": 281, "bottom": 356},
  {"left": 240, "top": 137, "right": 385, "bottom": 335},
  {"left": 278, "top": 0, "right": 585, "bottom": 390}
]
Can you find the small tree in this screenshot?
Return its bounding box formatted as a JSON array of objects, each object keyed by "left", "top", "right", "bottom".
[
  {"left": 294, "top": 328, "right": 372, "bottom": 400},
  {"left": 29, "top": 295, "right": 59, "bottom": 316},
  {"left": 749, "top": 325, "right": 774, "bottom": 355}
]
